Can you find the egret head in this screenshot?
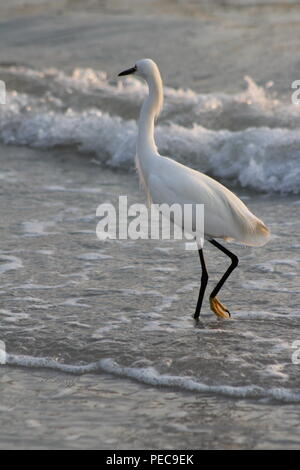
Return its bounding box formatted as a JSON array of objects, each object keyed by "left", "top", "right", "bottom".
[
  {"left": 118, "top": 58, "right": 158, "bottom": 79},
  {"left": 118, "top": 58, "right": 163, "bottom": 119}
]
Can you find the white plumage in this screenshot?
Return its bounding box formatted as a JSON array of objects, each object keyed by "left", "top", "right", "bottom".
[{"left": 119, "top": 58, "right": 270, "bottom": 319}]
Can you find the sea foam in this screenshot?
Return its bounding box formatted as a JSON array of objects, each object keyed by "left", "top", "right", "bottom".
[
  {"left": 1, "top": 66, "right": 300, "bottom": 193},
  {"left": 5, "top": 354, "right": 300, "bottom": 403}
]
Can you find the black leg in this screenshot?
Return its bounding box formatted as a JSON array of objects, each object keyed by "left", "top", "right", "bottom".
[
  {"left": 208, "top": 240, "right": 239, "bottom": 312},
  {"left": 194, "top": 248, "right": 208, "bottom": 320}
]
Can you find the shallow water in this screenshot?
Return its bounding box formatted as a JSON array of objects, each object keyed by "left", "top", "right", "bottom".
[
  {"left": 1, "top": 143, "right": 300, "bottom": 449},
  {"left": 1, "top": 0, "right": 300, "bottom": 450}
]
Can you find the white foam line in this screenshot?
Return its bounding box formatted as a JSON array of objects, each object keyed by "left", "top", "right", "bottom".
[
  {"left": 5, "top": 354, "right": 300, "bottom": 403},
  {"left": 100, "top": 360, "right": 300, "bottom": 403},
  {"left": 6, "top": 354, "right": 99, "bottom": 374}
]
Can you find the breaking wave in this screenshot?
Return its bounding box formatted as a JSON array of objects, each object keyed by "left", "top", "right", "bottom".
[{"left": 1, "top": 65, "right": 300, "bottom": 193}]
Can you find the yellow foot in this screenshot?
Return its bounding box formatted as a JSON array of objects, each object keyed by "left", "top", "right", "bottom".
[{"left": 209, "top": 297, "right": 231, "bottom": 319}]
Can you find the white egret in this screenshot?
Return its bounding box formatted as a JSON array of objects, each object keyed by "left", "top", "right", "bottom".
[{"left": 118, "top": 59, "right": 270, "bottom": 319}]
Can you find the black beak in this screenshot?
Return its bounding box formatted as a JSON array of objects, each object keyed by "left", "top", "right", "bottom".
[{"left": 118, "top": 65, "right": 137, "bottom": 76}]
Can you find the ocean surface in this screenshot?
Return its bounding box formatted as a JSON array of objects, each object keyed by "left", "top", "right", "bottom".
[{"left": 1, "top": 0, "right": 300, "bottom": 449}]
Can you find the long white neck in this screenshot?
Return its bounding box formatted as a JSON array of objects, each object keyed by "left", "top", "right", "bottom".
[{"left": 137, "top": 69, "right": 163, "bottom": 161}]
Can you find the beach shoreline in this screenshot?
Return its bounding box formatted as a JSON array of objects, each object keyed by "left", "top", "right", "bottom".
[{"left": 1, "top": 0, "right": 300, "bottom": 450}]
